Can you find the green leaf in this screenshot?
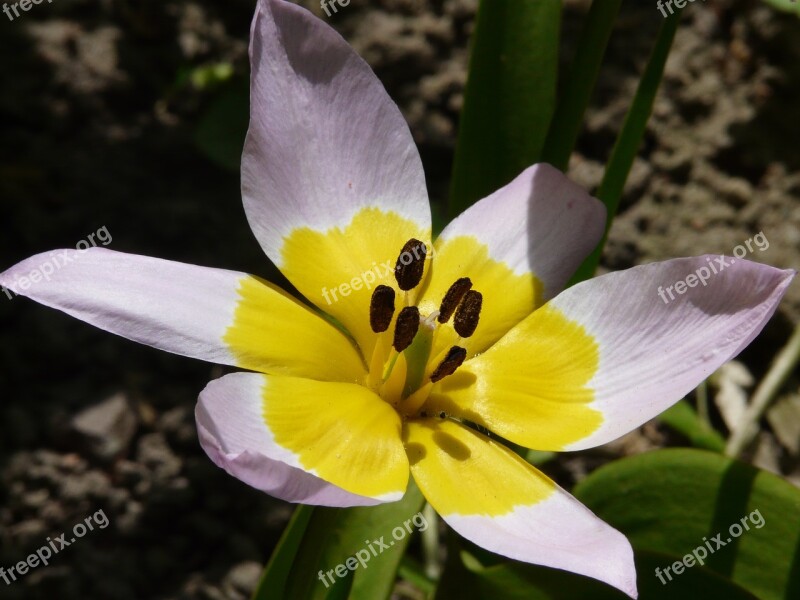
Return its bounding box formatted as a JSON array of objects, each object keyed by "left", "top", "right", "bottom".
[
  {"left": 435, "top": 546, "right": 757, "bottom": 599},
  {"left": 252, "top": 503, "right": 315, "bottom": 600},
  {"left": 761, "top": 0, "right": 800, "bottom": 15},
  {"left": 348, "top": 489, "right": 426, "bottom": 599},
  {"left": 574, "top": 448, "right": 800, "bottom": 600},
  {"left": 541, "top": 0, "right": 622, "bottom": 171},
  {"left": 449, "top": 0, "right": 561, "bottom": 217},
  {"left": 190, "top": 62, "right": 235, "bottom": 90},
  {"left": 569, "top": 7, "right": 681, "bottom": 284},
  {"left": 525, "top": 448, "right": 556, "bottom": 466},
  {"left": 194, "top": 80, "right": 250, "bottom": 172},
  {"left": 272, "top": 482, "right": 425, "bottom": 600},
  {"left": 398, "top": 555, "right": 437, "bottom": 595},
  {"left": 658, "top": 399, "right": 726, "bottom": 452}
]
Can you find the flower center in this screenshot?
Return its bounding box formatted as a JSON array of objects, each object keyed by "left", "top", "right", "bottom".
[{"left": 365, "top": 238, "right": 482, "bottom": 418}]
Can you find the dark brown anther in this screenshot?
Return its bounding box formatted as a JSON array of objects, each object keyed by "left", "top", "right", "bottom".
[
  {"left": 393, "top": 306, "right": 420, "bottom": 352},
  {"left": 430, "top": 346, "right": 467, "bottom": 382},
  {"left": 453, "top": 290, "right": 482, "bottom": 338},
  {"left": 437, "top": 277, "right": 472, "bottom": 323},
  {"left": 369, "top": 285, "right": 396, "bottom": 333},
  {"left": 394, "top": 238, "right": 427, "bottom": 291}
]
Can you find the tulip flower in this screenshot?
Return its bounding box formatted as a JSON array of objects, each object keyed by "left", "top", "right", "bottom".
[{"left": 1, "top": 1, "right": 794, "bottom": 597}]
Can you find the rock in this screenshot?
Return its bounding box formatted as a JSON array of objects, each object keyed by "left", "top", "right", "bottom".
[
  {"left": 136, "top": 433, "right": 182, "bottom": 479},
  {"left": 60, "top": 470, "right": 111, "bottom": 503},
  {"left": 222, "top": 562, "right": 263, "bottom": 599},
  {"left": 159, "top": 405, "right": 197, "bottom": 449},
  {"left": 116, "top": 500, "right": 143, "bottom": 535},
  {"left": 767, "top": 393, "right": 800, "bottom": 455},
  {"left": 22, "top": 488, "right": 50, "bottom": 509},
  {"left": 70, "top": 393, "right": 138, "bottom": 461},
  {"left": 711, "top": 361, "right": 754, "bottom": 432}
]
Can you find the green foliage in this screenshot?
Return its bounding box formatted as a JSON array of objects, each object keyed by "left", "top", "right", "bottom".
[
  {"left": 434, "top": 449, "right": 800, "bottom": 599},
  {"left": 761, "top": 0, "right": 800, "bottom": 15},
  {"left": 569, "top": 7, "right": 682, "bottom": 284},
  {"left": 190, "top": 62, "right": 235, "bottom": 90},
  {"left": 194, "top": 80, "right": 250, "bottom": 172},
  {"left": 574, "top": 449, "right": 800, "bottom": 600},
  {"left": 252, "top": 504, "right": 315, "bottom": 598},
  {"left": 658, "top": 399, "right": 726, "bottom": 452},
  {"left": 449, "top": 0, "right": 561, "bottom": 217},
  {"left": 541, "top": 0, "right": 622, "bottom": 171},
  {"left": 253, "top": 483, "right": 425, "bottom": 600},
  {"left": 435, "top": 547, "right": 756, "bottom": 599}
]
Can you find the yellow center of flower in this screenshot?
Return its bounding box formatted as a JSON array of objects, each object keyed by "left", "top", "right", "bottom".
[{"left": 365, "top": 239, "right": 482, "bottom": 418}]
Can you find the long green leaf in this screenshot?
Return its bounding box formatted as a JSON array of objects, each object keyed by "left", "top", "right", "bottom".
[
  {"left": 574, "top": 449, "right": 800, "bottom": 600},
  {"left": 435, "top": 546, "right": 756, "bottom": 599},
  {"left": 569, "top": 7, "right": 681, "bottom": 284},
  {"left": 348, "top": 488, "right": 426, "bottom": 599},
  {"left": 277, "top": 483, "right": 425, "bottom": 600},
  {"left": 541, "top": 0, "right": 622, "bottom": 171},
  {"left": 449, "top": 0, "right": 561, "bottom": 217},
  {"left": 252, "top": 504, "right": 315, "bottom": 600}
]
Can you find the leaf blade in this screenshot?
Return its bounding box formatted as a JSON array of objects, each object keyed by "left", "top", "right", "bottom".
[
  {"left": 574, "top": 448, "right": 800, "bottom": 600},
  {"left": 449, "top": 0, "right": 561, "bottom": 217},
  {"left": 569, "top": 8, "right": 682, "bottom": 284},
  {"left": 541, "top": 0, "right": 623, "bottom": 171}
]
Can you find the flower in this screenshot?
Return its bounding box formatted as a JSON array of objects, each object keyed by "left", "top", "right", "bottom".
[{"left": 1, "top": 0, "right": 794, "bottom": 597}]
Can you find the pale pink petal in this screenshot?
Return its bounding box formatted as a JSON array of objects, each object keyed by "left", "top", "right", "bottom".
[
  {"left": 416, "top": 164, "right": 605, "bottom": 357},
  {"left": 242, "top": 0, "right": 430, "bottom": 264},
  {"left": 405, "top": 419, "right": 637, "bottom": 598},
  {"left": 431, "top": 257, "right": 794, "bottom": 452},
  {"left": 432, "top": 163, "right": 606, "bottom": 300},
  {"left": 0, "top": 248, "right": 365, "bottom": 381},
  {"left": 552, "top": 256, "right": 795, "bottom": 450},
  {"left": 197, "top": 371, "right": 408, "bottom": 506}
]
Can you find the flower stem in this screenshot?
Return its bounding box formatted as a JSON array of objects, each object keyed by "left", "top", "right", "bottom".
[
  {"left": 725, "top": 322, "right": 800, "bottom": 458},
  {"left": 421, "top": 503, "right": 441, "bottom": 580}
]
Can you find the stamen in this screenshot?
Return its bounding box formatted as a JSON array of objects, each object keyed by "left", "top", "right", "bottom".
[
  {"left": 430, "top": 345, "right": 467, "bottom": 382},
  {"left": 454, "top": 290, "right": 482, "bottom": 338},
  {"left": 369, "top": 285, "right": 396, "bottom": 333},
  {"left": 394, "top": 239, "right": 428, "bottom": 291},
  {"left": 393, "top": 306, "right": 420, "bottom": 352},
  {"left": 438, "top": 277, "right": 472, "bottom": 323},
  {"left": 366, "top": 332, "right": 389, "bottom": 391}
]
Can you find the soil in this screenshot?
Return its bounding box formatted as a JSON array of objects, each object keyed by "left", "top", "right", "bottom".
[{"left": 1, "top": 0, "right": 798, "bottom": 598}]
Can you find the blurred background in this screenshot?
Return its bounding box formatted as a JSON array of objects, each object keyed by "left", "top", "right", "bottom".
[{"left": 1, "top": 0, "right": 799, "bottom": 598}]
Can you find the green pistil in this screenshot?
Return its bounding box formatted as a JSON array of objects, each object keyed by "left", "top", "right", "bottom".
[{"left": 401, "top": 320, "right": 434, "bottom": 399}]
